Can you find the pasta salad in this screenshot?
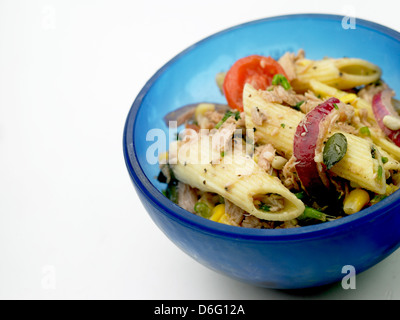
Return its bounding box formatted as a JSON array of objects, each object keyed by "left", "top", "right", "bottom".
[{"left": 157, "top": 50, "right": 400, "bottom": 229}]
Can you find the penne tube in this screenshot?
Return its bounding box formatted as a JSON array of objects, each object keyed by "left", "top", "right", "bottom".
[
  {"left": 243, "top": 86, "right": 303, "bottom": 157},
  {"left": 169, "top": 136, "right": 305, "bottom": 221},
  {"left": 243, "top": 84, "right": 388, "bottom": 194},
  {"left": 292, "top": 58, "right": 381, "bottom": 91},
  {"left": 308, "top": 80, "right": 400, "bottom": 161},
  {"left": 309, "top": 79, "right": 375, "bottom": 121},
  {"left": 330, "top": 130, "right": 386, "bottom": 194},
  {"left": 372, "top": 135, "right": 400, "bottom": 161}
]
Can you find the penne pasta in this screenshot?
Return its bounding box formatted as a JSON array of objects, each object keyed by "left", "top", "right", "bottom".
[
  {"left": 309, "top": 79, "right": 400, "bottom": 161},
  {"left": 243, "top": 86, "right": 302, "bottom": 157},
  {"left": 292, "top": 58, "right": 381, "bottom": 92},
  {"left": 243, "top": 84, "right": 387, "bottom": 194},
  {"left": 169, "top": 136, "right": 305, "bottom": 221},
  {"left": 158, "top": 50, "right": 400, "bottom": 229},
  {"left": 330, "top": 130, "right": 386, "bottom": 194}
]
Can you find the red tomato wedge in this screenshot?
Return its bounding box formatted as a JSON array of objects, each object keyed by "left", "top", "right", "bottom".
[{"left": 223, "top": 55, "right": 288, "bottom": 111}]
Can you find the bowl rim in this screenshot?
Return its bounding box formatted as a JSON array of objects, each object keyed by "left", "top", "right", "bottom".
[{"left": 123, "top": 13, "right": 400, "bottom": 241}]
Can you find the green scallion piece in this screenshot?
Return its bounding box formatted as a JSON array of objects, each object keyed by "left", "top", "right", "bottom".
[
  {"left": 370, "top": 194, "right": 387, "bottom": 205},
  {"left": 295, "top": 191, "right": 306, "bottom": 199},
  {"left": 215, "top": 110, "right": 241, "bottom": 129},
  {"left": 294, "top": 101, "right": 304, "bottom": 111},
  {"left": 359, "top": 126, "right": 371, "bottom": 136},
  {"left": 165, "top": 184, "right": 178, "bottom": 203},
  {"left": 298, "top": 206, "right": 335, "bottom": 222},
  {"left": 377, "top": 165, "right": 383, "bottom": 180},
  {"left": 271, "top": 74, "right": 291, "bottom": 90}
]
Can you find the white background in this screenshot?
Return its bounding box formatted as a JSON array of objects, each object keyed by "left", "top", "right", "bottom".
[{"left": 1, "top": 0, "right": 400, "bottom": 300}]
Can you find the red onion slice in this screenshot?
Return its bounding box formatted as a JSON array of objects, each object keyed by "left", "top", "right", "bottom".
[
  {"left": 372, "top": 90, "right": 400, "bottom": 147},
  {"left": 293, "top": 97, "right": 340, "bottom": 197}
]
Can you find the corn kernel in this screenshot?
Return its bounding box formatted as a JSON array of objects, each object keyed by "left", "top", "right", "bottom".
[
  {"left": 339, "top": 93, "right": 357, "bottom": 104},
  {"left": 386, "top": 184, "right": 399, "bottom": 195},
  {"left": 195, "top": 103, "right": 215, "bottom": 122},
  {"left": 218, "top": 213, "right": 233, "bottom": 225},
  {"left": 343, "top": 188, "right": 370, "bottom": 215},
  {"left": 210, "top": 204, "right": 226, "bottom": 222},
  {"left": 158, "top": 152, "right": 169, "bottom": 164}
]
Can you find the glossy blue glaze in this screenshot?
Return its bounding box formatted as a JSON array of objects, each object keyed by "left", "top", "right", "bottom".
[{"left": 124, "top": 14, "right": 400, "bottom": 288}]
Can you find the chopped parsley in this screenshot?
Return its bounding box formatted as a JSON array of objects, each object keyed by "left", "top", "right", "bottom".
[
  {"left": 294, "top": 101, "right": 305, "bottom": 111},
  {"left": 259, "top": 203, "right": 271, "bottom": 212}
]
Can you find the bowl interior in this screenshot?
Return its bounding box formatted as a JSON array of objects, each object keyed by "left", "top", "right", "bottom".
[{"left": 127, "top": 14, "right": 400, "bottom": 234}]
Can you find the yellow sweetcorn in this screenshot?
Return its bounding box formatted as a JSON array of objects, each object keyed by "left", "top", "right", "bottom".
[
  {"left": 309, "top": 79, "right": 357, "bottom": 104},
  {"left": 386, "top": 183, "right": 399, "bottom": 195},
  {"left": 195, "top": 103, "right": 215, "bottom": 123},
  {"left": 218, "top": 213, "right": 233, "bottom": 225},
  {"left": 339, "top": 93, "right": 357, "bottom": 104},
  {"left": 343, "top": 188, "right": 370, "bottom": 215},
  {"left": 158, "top": 152, "right": 169, "bottom": 165},
  {"left": 210, "top": 204, "right": 226, "bottom": 222}
]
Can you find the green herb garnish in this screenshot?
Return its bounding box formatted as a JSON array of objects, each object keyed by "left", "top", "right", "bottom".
[
  {"left": 259, "top": 203, "right": 271, "bottom": 212},
  {"left": 359, "top": 126, "right": 371, "bottom": 136},
  {"left": 165, "top": 184, "right": 178, "bottom": 203},
  {"left": 271, "top": 74, "right": 291, "bottom": 90},
  {"left": 298, "top": 206, "right": 336, "bottom": 222},
  {"left": 215, "top": 110, "right": 241, "bottom": 129},
  {"left": 377, "top": 165, "right": 383, "bottom": 180},
  {"left": 370, "top": 194, "right": 387, "bottom": 205},
  {"left": 295, "top": 191, "right": 306, "bottom": 199},
  {"left": 294, "top": 101, "right": 304, "bottom": 111}
]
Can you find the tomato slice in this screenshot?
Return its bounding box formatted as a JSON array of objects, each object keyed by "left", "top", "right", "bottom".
[{"left": 223, "top": 55, "right": 288, "bottom": 111}]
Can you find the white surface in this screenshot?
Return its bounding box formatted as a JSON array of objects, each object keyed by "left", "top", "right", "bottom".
[{"left": 1, "top": 0, "right": 400, "bottom": 300}]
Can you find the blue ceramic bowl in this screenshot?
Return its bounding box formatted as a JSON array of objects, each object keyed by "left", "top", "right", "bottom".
[{"left": 124, "top": 14, "right": 400, "bottom": 289}]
